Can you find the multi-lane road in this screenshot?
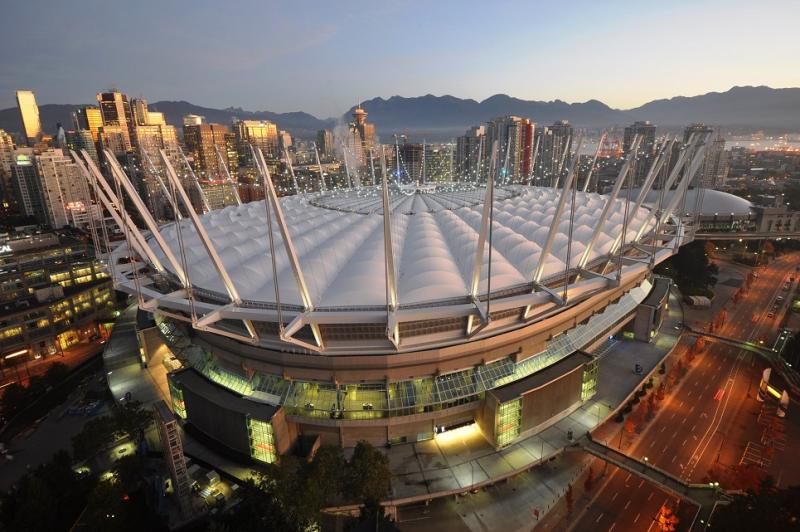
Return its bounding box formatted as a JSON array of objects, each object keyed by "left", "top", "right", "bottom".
[{"left": 564, "top": 253, "right": 798, "bottom": 532}]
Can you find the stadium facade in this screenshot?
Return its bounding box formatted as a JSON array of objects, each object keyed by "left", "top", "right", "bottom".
[{"left": 78, "top": 133, "right": 711, "bottom": 464}]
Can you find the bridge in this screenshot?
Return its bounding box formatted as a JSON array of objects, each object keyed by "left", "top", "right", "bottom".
[
  {"left": 573, "top": 434, "right": 730, "bottom": 530},
  {"left": 683, "top": 326, "right": 776, "bottom": 355},
  {"left": 683, "top": 326, "right": 800, "bottom": 394},
  {"left": 693, "top": 231, "right": 800, "bottom": 241}
]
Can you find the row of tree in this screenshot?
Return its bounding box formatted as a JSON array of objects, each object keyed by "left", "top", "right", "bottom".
[
  {"left": 208, "top": 441, "right": 392, "bottom": 532},
  {"left": 0, "top": 362, "right": 70, "bottom": 417}
]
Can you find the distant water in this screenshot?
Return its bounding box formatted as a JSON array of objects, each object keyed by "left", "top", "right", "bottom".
[{"left": 724, "top": 138, "right": 800, "bottom": 150}]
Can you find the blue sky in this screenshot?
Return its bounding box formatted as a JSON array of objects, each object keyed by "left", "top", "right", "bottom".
[{"left": 1, "top": 0, "right": 798, "bottom": 117}]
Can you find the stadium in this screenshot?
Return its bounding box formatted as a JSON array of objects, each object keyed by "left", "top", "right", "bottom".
[{"left": 84, "top": 136, "right": 706, "bottom": 465}]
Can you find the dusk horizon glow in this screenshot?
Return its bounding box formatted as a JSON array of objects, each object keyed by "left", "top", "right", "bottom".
[{"left": 2, "top": 0, "right": 799, "bottom": 117}]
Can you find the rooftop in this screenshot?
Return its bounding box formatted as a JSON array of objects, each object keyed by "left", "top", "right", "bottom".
[{"left": 150, "top": 184, "right": 654, "bottom": 309}]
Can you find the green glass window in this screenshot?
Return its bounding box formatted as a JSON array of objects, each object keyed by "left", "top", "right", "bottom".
[
  {"left": 247, "top": 417, "right": 276, "bottom": 464},
  {"left": 495, "top": 399, "right": 522, "bottom": 447}
]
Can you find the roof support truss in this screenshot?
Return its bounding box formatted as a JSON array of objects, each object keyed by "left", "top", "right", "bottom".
[
  {"left": 467, "top": 140, "right": 498, "bottom": 336},
  {"left": 576, "top": 134, "right": 642, "bottom": 270},
  {"left": 253, "top": 147, "right": 323, "bottom": 350},
  {"left": 103, "top": 149, "right": 189, "bottom": 286},
  {"left": 160, "top": 150, "right": 259, "bottom": 344}
]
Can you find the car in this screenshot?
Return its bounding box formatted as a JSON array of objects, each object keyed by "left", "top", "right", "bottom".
[
  {"left": 768, "top": 312, "right": 775, "bottom": 318},
  {"left": 777, "top": 296, "right": 785, "bottom": 303}
]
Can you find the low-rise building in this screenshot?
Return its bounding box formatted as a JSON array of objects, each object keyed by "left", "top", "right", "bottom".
[{"left": 0, "top": 231, "right": 114, "bottom": 363}]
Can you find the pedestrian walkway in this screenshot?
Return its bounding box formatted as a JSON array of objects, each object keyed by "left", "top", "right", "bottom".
[
  {"left": 577, "top": 434, "right": 727, "bottom": 530},
  {"left": 381, "top": 290, "right": 685, "bottom": 507},
  {"left": 684, "top": 326, "right": 774, "bottom": 355}
]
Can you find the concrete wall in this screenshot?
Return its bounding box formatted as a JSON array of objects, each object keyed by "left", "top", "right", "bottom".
[{"left": 520, "top": 368, "right": 582, "bottom": 433}]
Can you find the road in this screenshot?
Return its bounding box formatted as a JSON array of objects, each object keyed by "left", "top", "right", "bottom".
[
  {"left": 564, "top": 254, "right": 798, "bottom": 532},
  {"left": 0, "top": 340, "right": 105, "bottom": 391}
]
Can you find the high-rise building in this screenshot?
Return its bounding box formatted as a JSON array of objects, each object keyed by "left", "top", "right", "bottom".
[
  {"left": 346, "top": 105, "right": 375, "bottom": 166},
  {"left": 183, "top": 114, "right": 204, "bottom": 127},
  {"left": 316, "top": 129, "right": 334, "bottom": 160},
  {"left": 15, "top": 90, "right": 42, "bottom": 146},
  {"left": 35, "top": 149, "right": 95, "bottom": 228},
  {"left": 455, "top": 125, "right": 486, "bottom": 182},
  {"left": 0, "top": 129, "right": 15, "bottom": 176},
  {"left": 424, "top": 144, "right": 453, "bottom": 183},
  {"left": 97, "top": 91, "right": 135, "bottom": 149},
  {"left": 278, "top": 130, "right": 292, "bottom": 153},
  {"left": 683, "top": 124, "right": 727, "bottom": 187},
  {"left": 183, "top": 123, "right": 233, "bottom": 180},
  {"left": 533, "top": 120, "right": 573, "bottom": 185},
  {"left": 484, "top": 116, "right": 535, "bottom": 183},
  {"left": 97, "top": 125, "right": 131, "bottom": 157},
  {"left": 66, "top": 129, "right": 99, "bottom": 165},
  {"left": 0, "top": 130, "right": 15, "bottom": 213},
  {"left": 75, "top": 106, "right": 103, "bottom": 142},
  {"left": 234, "top": 119, "right": 279, "bottom": 166},
  {"left": 623, "top": 121, "right": 657, "bottom": 185},
  {"left": 10, "top": 151, "right": 41, "bottom": 218},
  {"left": 395, "top": 141, "right": 424, "bottom": 184},
  {"left": 135, "top": 122, "right": 182, "bottom": 217}
]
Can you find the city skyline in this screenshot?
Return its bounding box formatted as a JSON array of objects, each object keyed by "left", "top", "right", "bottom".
[{"left": 1, "top": 0, "right": 799, "bottom": 117}]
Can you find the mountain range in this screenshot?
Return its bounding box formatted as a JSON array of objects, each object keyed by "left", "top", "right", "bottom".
[{"left": 1, "top": 85, "right": 798, "bottom": 141}]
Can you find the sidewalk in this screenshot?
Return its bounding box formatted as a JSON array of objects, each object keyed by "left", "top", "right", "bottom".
[
  {"left": 384, "top": 290, "right": 684, "bottom": 510},
  {"left": 100, "top": 291, "right": 686, "bottom": 524}
]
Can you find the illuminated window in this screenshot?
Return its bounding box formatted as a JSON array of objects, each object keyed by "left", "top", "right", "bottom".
[
  {"left": 581, "top": 359, "right": 599, "bottom": 401},
  {"left": 495, "top": 399, "right": 521, "bottom": 447},
  {"left": 247, "top": 417, "right": 276, "bottom": 463},
  {"left": 168, "top": 380, "right": 187, "bottom": 419}
]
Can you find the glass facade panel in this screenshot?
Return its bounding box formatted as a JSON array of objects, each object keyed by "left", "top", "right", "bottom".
[
  {"left": 247, "top": 417, "right": 276, "bottom": 463},
  {"left": 495, "top": 399, "right": 521, "bottom": 447},
  {"left": 581, "top": 359, "right": 599, "bottom": 401},
  {"left": 169, "top": 379, "right": 186, "bottom": 419}
]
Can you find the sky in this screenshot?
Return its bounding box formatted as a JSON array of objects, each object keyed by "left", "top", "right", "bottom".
[{"left": 1, "top": 0, "right": 799, "bottom": 118}]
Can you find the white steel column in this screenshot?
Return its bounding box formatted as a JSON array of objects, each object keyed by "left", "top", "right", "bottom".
[
  {"left": 576, "top": 135, "right": 642, "bottom": 270},
  {"left": 160, "top": 150, "right": 259, "bottom": 342},
  {"left": 531, "top": 133, "right": 584, "bottom": 285},
  {"left": 314, "top": 143, "right": 328, "bottom": 192},
  {"left": 254, "top": 148, "right": 323, "bottom": 349},
  {"left": 658, "top": 142, "right": 709, "bottom": 227},
  {"left": 214, "top": 145, "right": 242, "bottom": 206},
  {"left": 467, "top": 141, "right": 498, "bottom": 335},
  {"left": 71, "top": 151, "right": 161, "bottom": 271},
  {"left": 179, "top": 149, "right": 211, "bottom": 214},
  {"left": 527, "top": 134, "right": 540, "bottom": 185},
  {"left": 378, "top": 150, "right": 399, "bottom": 347},
  {"left": 633, "top": 134, "right": 700, "bottom": 243},
  {"left": 606, "top": 137, "right": 673, "bottom": 257},
  {"left": 581, "top": 131, "right": 607, "bottom": 193},
  {"left": 102, "top": 149, "right": 188, "bottom": 285},
  {"left": 283, "top": 147, "right": 300, "bottom": 196}
]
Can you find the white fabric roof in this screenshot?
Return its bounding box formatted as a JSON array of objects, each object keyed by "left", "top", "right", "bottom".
[
  {"left": 151, "top": 185, "right": 654, "bottom": 308},
  {"left": 639, "top": 188, "right": 753, "bottom": 216}
]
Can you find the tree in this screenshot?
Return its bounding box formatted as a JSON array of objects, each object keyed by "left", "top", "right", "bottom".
[
  {"left": 624, "top": 417, "right": 636, "bottom": 435},
  {"left": 112, "top": 400, "right": 152, "bottom": 443},
  {"left": 0, "top": 382, "right": 30, "bottom": 416},
  {"left": 44, "top": 362, "right": 70, "bottom": 387},
  {"left": 656, "top": 501, "right": 679, "bottom": 531},
  {"left": 565, "top": 483, "right": 574, "bottom": 515},
  {"left": 655, "top": 381, "right": 666, "bottom": 401},
  {"left": 347, "top": 441, "right": 392, "bottom": 508},
  {"left": 72, "top": 415, "right": 118, "bottom": 461},
  {"left": 711, "top": 485, "right": 800, "bottom": 531},
  {"left": 583, "top": 467, "right": 594, "bottom": 493},
  {"left": 655, "top": 240, "right": 718, "bottom": 296},
  {"left": 0, "top": 450, "right": 93, "bottom": 532}
]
